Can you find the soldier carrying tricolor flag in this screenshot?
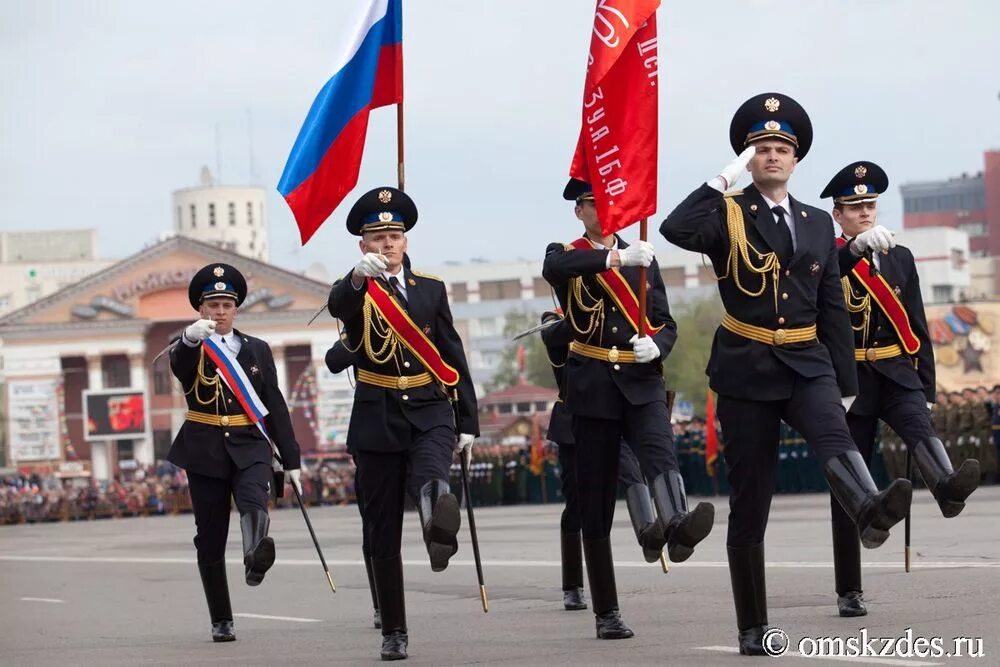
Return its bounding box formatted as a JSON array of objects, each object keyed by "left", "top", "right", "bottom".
[{"left": 542, "top": 0, "right": 715, "bottom": 641}]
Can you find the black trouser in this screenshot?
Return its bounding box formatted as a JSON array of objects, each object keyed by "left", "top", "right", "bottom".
[
  {"left": 187, "top": 461, "right": 272, "bottom": 564},
  {"left": 717, "top": 373, "right": 858, "bottom": 547},
  {"left": 618, "top": 442, "right": 645, "bottom": 488},
  {"left": 352, "top": 454, "right": 372, "bottom": 557},
  {"left": 557, "top": 442, "right": 581, "bottom": 534},
  {"left": 355, "top": 425, "right": 455, "bottom": 559},
  {"left": 572, "top": 398, "right": 677, "bottom": 539},
  {"left": 831, "top": 385, "right": 934, "bottom": 593}
]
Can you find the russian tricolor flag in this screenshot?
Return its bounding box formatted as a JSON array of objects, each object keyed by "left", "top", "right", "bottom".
[{"left": 278, "top": 0, "right": 403, "bottom": 244}]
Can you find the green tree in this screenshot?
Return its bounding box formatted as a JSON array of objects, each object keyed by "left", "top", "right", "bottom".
[
  {"left": 487, "top": 310, "right": 558, "bottom": 392},
  {"left": 663, "top": 295, "right": 724, "bottom": 415}
]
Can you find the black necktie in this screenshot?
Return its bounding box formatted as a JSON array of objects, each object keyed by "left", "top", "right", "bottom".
[
  {"left": 388, "top": 276, "right": 408, "bottom": 307},
  {"left": 771, "top": 205, "right": 794, "bottom": 258}
]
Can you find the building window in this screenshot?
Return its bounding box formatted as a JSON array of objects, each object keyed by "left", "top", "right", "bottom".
[
  {"left": 153, "top": 430, "right": 172, "bottom": 460},
  {"left": 516, "top": 402, "right": 532, "bottom": 413},
  {"left": 498, "top": 403, "right": 513, "bottom": 414},
  {"left": 534, "top": 401, "right": 548, "bottom": 411},
  {"left": 478, "top": 317, "right": 499, "bottom": 336},
  {"left": 153, "top": 362, "right": 173, "bottom": 395},
  {"left": 951, "top": 248, "right": 965, "bottom": 270},
  {"left": 480, "top": 279, "right": 521, "bottom": 301},
  {"left": 208, "top": 203, "right": 216, "bottom": 226},
  {"left": 661, "top": 267, "right": 685, "bottom": 287},
  {"left": 102, "top": 355, "right": 131, "bottom": 388},
  {"left": 189, "top": 204, "right": 197, "bottom": 228},
  {"left": 451, "top": 282, "right": 468, "bottom": 303},
  {"left": 533, "top": 277, "right": 551, "bottom": 298},
  {"left": 249, "top": 241, "right": 255, "bottom": 251},
  {"left": 228, "top": 202, "right": 236, "bottom": 226},
  {"left": 698, "top": 265, "right": 718, "bottom": 285},
  {"left": 176, "top": 206, "right": 182, "bottom": 228},
  {"left": 931, "top": 285, "right": 952, "bottom": 303},
  {"left": 0, "top": 293, "right": 11, "bottom": 310},
  {"left": 958, "top": 221, "right": 986, "bottom": 238},
  {"left": 117, "top": 440, "right": 135, "bottom": 461},
  {"left": 247, "top": 202, "right": 254, "bottom": 227},
  {"left": 25, "top": 285, "right": 41, "bottom": 304}
]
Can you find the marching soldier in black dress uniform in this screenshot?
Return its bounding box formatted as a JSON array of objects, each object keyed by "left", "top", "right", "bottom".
[
  {"left": 660, "top": 93, "right": 913, "bottom": 655},
  {"left": 538, "top": 310, "right": 669, "bottom": 613},
  {"left": 543, "top": 181, "right": 715, "bottom": 640},
  {"left": 823, "top": 160, "right": 980, "bottom": 617},
  {"left": 325, "top": 339, "right": 381, "bottom": 630},
  {"left": 327, "top": 186, "right": 479, "bottom": 661},
  {"left": 168, "top": 263, "right": 302, "bottom": 642}
]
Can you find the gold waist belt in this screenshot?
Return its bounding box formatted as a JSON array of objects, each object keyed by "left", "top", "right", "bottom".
[
  {"left": 186, "top": 411, "right": 252, "bottom": 427},
  {"left": 569, "top": 340, "right": 637, "bottom": 363},
  {"left": 721, "top": 313, "right": 817, "bottom": 347},
  {"left": 855, "top": 344, "right": 903, "bottom": 362},
  {"left": 356, "top": 369, "right": 433, "bottom": 390}
]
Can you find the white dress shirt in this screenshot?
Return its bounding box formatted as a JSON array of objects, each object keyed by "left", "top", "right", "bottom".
[{"left": 761, "top": 193, "right": 796, "bottom": 251}]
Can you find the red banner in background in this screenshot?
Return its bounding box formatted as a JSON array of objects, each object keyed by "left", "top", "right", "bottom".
[
  {"left": 570, "top": 0, "right": 660, "bottom": 236},
  {"left": 705, "top": 390, "right": 718, "bottom": 477}
]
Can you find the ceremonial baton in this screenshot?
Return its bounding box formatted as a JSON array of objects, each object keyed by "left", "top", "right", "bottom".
[
  {"left": 904, "top": 447, "right": 912, "bottom": 573},
  {"left": 510, "top": 318, "right": 561, "bottom": 342},
  {"left": 271, "top": 446, "right": 337, "bottom": 593},
  {"left": 459, "top": 448, "right": 488, "bottom": 612},
  {"left": 453, "top": 395, "right": 488, "bottom": 612}
]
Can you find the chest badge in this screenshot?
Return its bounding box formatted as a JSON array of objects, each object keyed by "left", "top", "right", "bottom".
[
  {"left": 423, "top": 325, "right": 431, "bottom": 335},
  {"left": 809, "top": 261, "right": 821, "bottom": 275},
  {"left": 250, "top": 365, "right": 260, "bottom": 375},
  {"left": 893, "top": 285, "right": 902, "bottom": 296}
]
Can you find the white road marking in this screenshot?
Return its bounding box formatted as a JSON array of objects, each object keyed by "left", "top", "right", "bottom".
[
  {"left": 233, "top": 613, "right": 322, "bottom": 623},
  {"left": 19, "top": 597, "right": 66, "bottom": 604},
  {"left": 0, "top": 555, "right": 996, "bottom": 569},
  {"left": 696, "top": 646, "right": 943, "bottom": 666}
]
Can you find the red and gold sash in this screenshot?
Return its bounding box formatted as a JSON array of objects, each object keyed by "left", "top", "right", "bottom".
[
  {"left": 569, "top": 237, "right": 663, "bottom": 336},
  {"left": 364, "top": 278, "right": 460, "bottom": 386},
  {"left": 836, "top": 237, "right": 920, "bottom": 354}
]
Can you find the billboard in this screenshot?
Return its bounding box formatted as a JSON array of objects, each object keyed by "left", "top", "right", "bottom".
[
  {"left": 83, "top": 389, "right": 148, "bottom": 441},
  {"left": 7, "top": 379, "right": 61, "bottom": 462}
]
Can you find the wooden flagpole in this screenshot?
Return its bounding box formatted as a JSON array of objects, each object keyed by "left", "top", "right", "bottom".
[{"left": 638, "top": 218, "right": 648, "bottom": 332}]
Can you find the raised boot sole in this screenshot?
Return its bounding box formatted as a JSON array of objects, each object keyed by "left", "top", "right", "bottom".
[
  {"left": 245, "top": 537, "right": 275, "bottom": 586},
  {"left": 427, "top": 494, "right": 460, "bottom": 572},
  {"left": 667, "top": 502, "right": 715, "bottom": 563},
  {"left": 860, "top": 480, "right": 911, "bottom": 549},
  {"left": 936, "top": 459, "right": 980, "bottom": 517}
]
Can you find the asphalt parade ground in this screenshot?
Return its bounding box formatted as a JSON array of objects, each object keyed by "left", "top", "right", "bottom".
[{"left": 2, "top": 487, "right": 998, "bottom": 666}]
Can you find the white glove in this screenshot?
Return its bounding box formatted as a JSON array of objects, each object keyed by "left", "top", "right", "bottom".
[
  {"left": 713, "top": 145, "right": 756, "bottom": 191},
  {"left": 850, "top": 225, "right": 896, "bottom": 255},
  {"left": 841, "top": 396, "right": 856, "bottom": 413},
  {"left": 629, "top": 334, "right": 661, "bottom": 363},
  {"left": 184, "top": 318, "right": 215, "bottom": 343},
  {"left": 618, "top": 240, "right": 654, "bottom": 268},
  {"left": 926, "top": 402, "right": 934, "bottom": 410},
  {"left": 457, "top": 433, "right": 475, "bottom": 453},
  {"left": 286, "top": 468, "right": 302, "bottom": 495},
  {"left": 353, "top": 252, "right": 387, "bottom": 279}
]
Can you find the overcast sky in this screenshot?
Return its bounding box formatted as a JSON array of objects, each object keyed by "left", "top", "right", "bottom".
[{"left": 2, "top": 0, "right": 998, "bottom": 276}]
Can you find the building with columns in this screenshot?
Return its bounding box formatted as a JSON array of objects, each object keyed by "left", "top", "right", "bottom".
[{"left": 0, "top": 236, "right": 347, "bottom": 481}]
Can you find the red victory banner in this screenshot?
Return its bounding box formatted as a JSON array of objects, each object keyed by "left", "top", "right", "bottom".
[{"left": 570, "top": 0, "right": 660, "bottom": 236}]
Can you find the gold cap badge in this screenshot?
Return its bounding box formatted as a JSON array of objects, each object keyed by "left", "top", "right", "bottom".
[
  {"left": 854, "top": 165, "right": 868, "bottom": 179},
  {"left": 378, "top": 189, "right": 392, "bottom": 203},
  {"left": 213, "top": 266, "right": 225, "bottom": 277},
  {"left": 764, "top": 97, "right": 780, "bottom": 112},
  {"left": 764, "top": 120, "right": 780, "bottom": 131}
]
